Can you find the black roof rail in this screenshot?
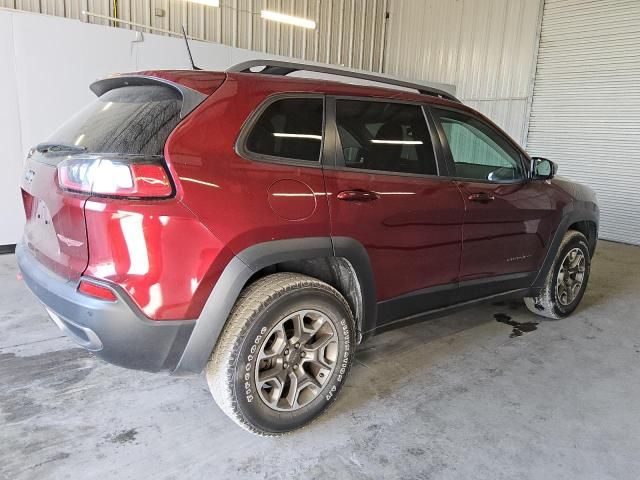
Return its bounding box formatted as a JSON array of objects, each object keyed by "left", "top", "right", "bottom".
[{"left": 226, "top": 59, "right": 460, "bottom": 103}]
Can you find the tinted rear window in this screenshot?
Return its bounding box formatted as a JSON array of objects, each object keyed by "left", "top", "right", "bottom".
[
  {"left": 47, "top": 85, "right": 182, "bottom": 156},
  {"left": 245, "top": 98, "right": 323, "bottom": 162}
]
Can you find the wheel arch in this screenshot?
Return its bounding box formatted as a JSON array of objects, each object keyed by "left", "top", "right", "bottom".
[
  {"left": 533, "top": 202, "right": 599, "bottom": 290},
  {"left": 567, "top": 219, "right": 598, "bottom": 256},
  {"left": 173, "top": 236, "right": 377, "bottom": 375}
]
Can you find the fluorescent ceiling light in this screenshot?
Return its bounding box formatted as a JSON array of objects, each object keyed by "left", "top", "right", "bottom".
[
  {"left": 188, "top": 0, "right": 220, "bottom": 7},
  {"left": 273, "top": 132, "right": 322, "bottom": 140},
  {"left": 371, "top": 140, "right": 423, "bottom": 145},
  {"left": 261, "top": 10, "right": 316, "bottom": 29}
]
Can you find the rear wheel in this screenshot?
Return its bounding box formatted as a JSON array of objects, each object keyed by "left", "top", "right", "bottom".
[
  {"left": 206, "top": 273, "right": 355, "bottom": 436},
  {"left": 524, "top": 230, "right": 591, "bottom": 320}
]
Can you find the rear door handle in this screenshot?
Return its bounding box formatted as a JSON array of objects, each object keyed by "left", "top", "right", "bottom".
[
  {"left": 468, "top": 192, "right": 495, "bottom": 203},
  {"left": 336, "top": 190, "right": 380, "bottom": 202}
]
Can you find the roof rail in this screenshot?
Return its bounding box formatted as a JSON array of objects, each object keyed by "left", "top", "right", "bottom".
[{"left": 227, "top": 59, "right": 460, "bottom": 103}]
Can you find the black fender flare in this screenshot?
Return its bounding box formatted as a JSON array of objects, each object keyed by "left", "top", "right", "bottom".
[
  {"left": 532, "top": 201, "right": 599, "bottom": 290},
  {"left": 332, "top": 237, "right": 378, "bottom": 336},
  {"left": 173, "top": 236, "right": 377, "bottom": 375}
]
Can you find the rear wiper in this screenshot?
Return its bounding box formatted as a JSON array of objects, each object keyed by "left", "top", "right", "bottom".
[{"left": 35, "top": 142, "right": 87, "bottom": 154}]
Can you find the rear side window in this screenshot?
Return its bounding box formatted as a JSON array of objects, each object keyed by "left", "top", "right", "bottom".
[
  {"left": 245, "top": 98, "right": 323, "bottom": 162},
  {"left": 47, "top": 85, "right": 182, "bottom": 156},
  {"left": 335, "top": 100, "right": 437, "bottom": 175}
]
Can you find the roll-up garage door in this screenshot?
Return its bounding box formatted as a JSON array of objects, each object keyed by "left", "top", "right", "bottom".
[{"left": 527, "top": 0, "right": 640, "bottom": 245}]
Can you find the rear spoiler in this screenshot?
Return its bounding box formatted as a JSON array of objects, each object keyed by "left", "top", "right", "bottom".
[{"left": 89, "top": 75, "right": 208, "bottom": 118}]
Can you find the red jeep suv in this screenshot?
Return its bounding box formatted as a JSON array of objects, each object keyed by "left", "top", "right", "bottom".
[{"left": 18, "top": 60, "right": 599, "bottom": 435}]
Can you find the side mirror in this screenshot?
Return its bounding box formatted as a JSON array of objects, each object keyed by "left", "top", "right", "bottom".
[{"left": 531, "top": 157, "right": 557, "bottom": 180}]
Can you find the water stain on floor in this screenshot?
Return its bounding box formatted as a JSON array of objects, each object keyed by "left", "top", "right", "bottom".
[
  {"left": 494, "top": 313, "right": 539, "bottom": 338},
  {"left": 106, "top": 428, "right": 138, "bottom": 445},
  {"left": 0, "top": 349, "right": 95, "bottom": 423}
]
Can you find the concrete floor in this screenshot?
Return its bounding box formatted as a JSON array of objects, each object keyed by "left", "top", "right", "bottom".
[{"left": 1, "top": 240, "right": 640, "bottom": 479}]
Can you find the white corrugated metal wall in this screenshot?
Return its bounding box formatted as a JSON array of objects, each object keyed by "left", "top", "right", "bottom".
[
  {"left": 0, "top": 0, "right": 387, "bottom": 71},
  {"left": 6, "top": 1, "right": 637, "bottom": 246},
  {"left": 527, "top": 0, "right": 640, "bottom": 245},
  {"left": 384, "top": 0, "right": 543, "bottom": 146}
]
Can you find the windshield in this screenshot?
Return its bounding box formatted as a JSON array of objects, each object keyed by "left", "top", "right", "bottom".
[{"left": 47, "top": 85, "right": 182, "bottom": 156}]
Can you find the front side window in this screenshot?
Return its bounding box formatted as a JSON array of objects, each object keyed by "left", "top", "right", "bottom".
[
  {"left": 335, "top": 100, "right": 437, "bottom": 175},
  {"left": 245, "top": 97, "right": 323, "bottom": 162},
  {"left": 432, "top": 108, "right": 524, "bottom": 182}
]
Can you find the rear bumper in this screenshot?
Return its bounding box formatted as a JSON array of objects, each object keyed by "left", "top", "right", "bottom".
[{"left": 16, "top": 241, "right": 195, "bottom": 372}]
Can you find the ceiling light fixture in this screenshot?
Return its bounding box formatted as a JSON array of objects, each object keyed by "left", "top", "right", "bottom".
[{"left": 261, "top": 10, "right": 316, "bottom": 29}]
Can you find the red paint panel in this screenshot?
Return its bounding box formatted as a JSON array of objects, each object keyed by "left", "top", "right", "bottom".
[
  {"left": 21, "top": 158, "right": 90, "bottom": 281},
  {"left": 165, "top": 75, "right": 331, "bottom": 257},
  {"left": 323, "top": 169, "right": 465, "bottom": 301},
  {"left": 162, "top": 73, "right": 468, "bottom": 304},
  {"left": 457, "top": 181, "right": 558, "bottom": 279},
  {"left": 83, "top": 198, "right": 233, "bottom": 320},
  {"left": 267, "top": 179, "right": 317, "bottom": 221}
]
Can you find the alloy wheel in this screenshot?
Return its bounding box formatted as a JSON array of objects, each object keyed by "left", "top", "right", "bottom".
[
  {"left": 255, "top": 309, "right": 339, "bottom": 411},
  {"left": 556, "top": 247, "right": 586, "bottom": 306}
]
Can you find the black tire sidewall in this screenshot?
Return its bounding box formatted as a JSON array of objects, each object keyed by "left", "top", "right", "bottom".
[
  {"left": 550, "top": 234, "right": 591, "bottom": 317},
  {"left": 232, "top": 286, "right": 354, "bottom": 434}
]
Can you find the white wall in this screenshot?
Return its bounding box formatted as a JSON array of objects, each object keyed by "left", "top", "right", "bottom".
[
  {"left": 1, "top": 0, "right": 388, "bottom": 70},
  {"left": 0, "top": 9, "right": 276, "bottom": 245},
  {"left": 384, "top": 0, "right": 543, "bottom": 147},
  {"left": 0, "top": 12, "right": 25, "bottom": 245}
]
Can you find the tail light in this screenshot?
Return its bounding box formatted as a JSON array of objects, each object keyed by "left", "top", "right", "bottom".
[
  {"left": 78, "top": 279, "right": 118, "bottom": 301},
  {"left": 57, "top": 156, "right": 173, "bottom": 198},
  {"left": 21, "top": 188, "right": 34, "bottom": 218}
]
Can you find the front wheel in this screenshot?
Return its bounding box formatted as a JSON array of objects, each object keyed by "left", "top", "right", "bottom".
[
  {"left": 206, "top": 273, "right": 355, "bottom": 436},
  {"left": 524, "top": 230, "right": 591, "bottom": 320}
]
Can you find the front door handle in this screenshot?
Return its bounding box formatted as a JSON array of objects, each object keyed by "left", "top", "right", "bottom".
[
  {"left": 468, "top": 192, "right": 495, "bottom": 203},
  {"left": 336, "top": 190, "right": 380, "bottom": 202}
]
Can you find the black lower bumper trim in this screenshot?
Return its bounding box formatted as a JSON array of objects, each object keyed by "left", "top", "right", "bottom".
[{"left": 16, "top": 241, "right": 195, "bottom": 372}]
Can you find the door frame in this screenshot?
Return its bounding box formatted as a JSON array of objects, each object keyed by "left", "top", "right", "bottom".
[
  {"left": 323, "top": 95, "right": 450, "bottom": 178},
  {"left": 322, "top": 97, "right": 543, "bottom": 331},
  {"left": 427, "top": 104, "right": 543, "bottom": 302},
  {"left": 426, "top": 104, "right": 531, "bottom": 184},
  {"left": 322, "top": 95, "right": 466, "bottom": 326}
]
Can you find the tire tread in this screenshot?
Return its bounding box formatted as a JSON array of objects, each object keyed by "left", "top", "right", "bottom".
[
  {"left": 205, "top": 272, "right": 353, "bottom": 436},
  {"left": 524, "top": 229, "right": 590, "bottom": 320}
]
